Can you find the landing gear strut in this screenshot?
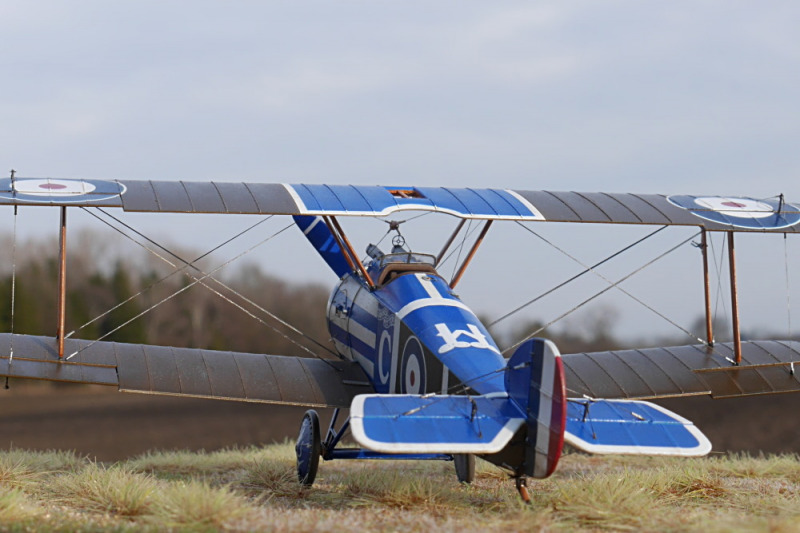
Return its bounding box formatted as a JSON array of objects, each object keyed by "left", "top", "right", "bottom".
[{"left": 295, "top": 410, "right": 321, "bottom": 486}]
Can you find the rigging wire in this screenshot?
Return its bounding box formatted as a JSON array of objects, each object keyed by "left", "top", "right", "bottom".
[
  {"left": 449, "top": 219, "right": 472, "bottom": 281},
  {"left": 503, "top": 231, "right": 703, "bottom": 355},
  {"left": 435, "top": 219, "right": 487, "bottom": 275},
  {"left": 89, "top": 208, "right": 339, "bottom": 359},
  {"left": 65, "top": 221, "right": 340, "bottom": 368},
  {"left": 69, "top": 210, "right": 272, "bottom": 338},
  {"left": 709, "top": 233, "right": 729, "bottom": 338},
  {"left": 510, "top": 223, "right": 705, "bottom": 347},
  {"left": 65, "top": 221, "right": 292, "bottom": 359},
  {"left": 489, "top": 225, "right": 667, "bottom": 327}
]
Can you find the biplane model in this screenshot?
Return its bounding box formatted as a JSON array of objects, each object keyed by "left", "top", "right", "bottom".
[{"left": 1, "top": 175, "right": 799, "bottom": 501}]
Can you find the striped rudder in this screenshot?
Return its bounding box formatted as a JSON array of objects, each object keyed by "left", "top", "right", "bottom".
[{"left": 505, "top": 338, "right": 566, "bottom": 478}]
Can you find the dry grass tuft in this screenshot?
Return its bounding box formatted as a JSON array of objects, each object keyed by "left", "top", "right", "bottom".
[
  {"left": 0, "top": 446, "right": 793, "bottom": 531},
  {"left": 239, "top": 459, "right": 300, "bottom": 498},
  {"left": 552, "top": 470, "right": 658, "bottom": 530},
  {"left": 0, "top": 486, "right": 41, "bottom": 523},
  {"left": 148, "top": 479, "right": 254, "bottom": 529},
  {"left": 44, "top": 464, "right": 158, "bottom": 518},
  {"left": 0, "top": 456, "right": 45, "bottom": 489},
  {"left": 0, "top": 449, "right": 85, "bottom": 473}
]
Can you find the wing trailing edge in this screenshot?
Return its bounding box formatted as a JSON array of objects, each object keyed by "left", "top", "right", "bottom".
[
  {"left": 1, "top": 178, "right": 798, "bottom": 232},
  {"left": 563, "top": 340, "right": 800, "bottom": 400},
  {"left": 0, "top": 334, "right": 372, "bottom": 408}
]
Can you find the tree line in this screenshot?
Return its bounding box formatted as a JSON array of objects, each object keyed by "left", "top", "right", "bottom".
[
  {"left": 0, "top": 231, "right": 332, "bottom": 358},
  {"left": 1, "top": 230, "right": 755, "bottom": 358}
]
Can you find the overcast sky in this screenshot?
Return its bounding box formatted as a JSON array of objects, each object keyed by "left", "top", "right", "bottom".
[{"left": 2, "top": 2, "right": 800, "bottom": 344}]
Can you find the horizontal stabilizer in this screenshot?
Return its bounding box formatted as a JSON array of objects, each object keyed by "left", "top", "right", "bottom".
[
  {"left": 350, "top": 394, "right": 523, "bottom": 454},
  {"left": 564, "top": 399, "right": 711, "bottom": 456}
]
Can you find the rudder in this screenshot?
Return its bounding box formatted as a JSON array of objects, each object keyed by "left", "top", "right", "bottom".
[{"left": 504, "top": 338, "right": 567, "bottom": 478}]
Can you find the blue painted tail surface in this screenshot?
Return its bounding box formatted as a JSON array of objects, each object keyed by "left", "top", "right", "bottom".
[
  {"left": 565, "top": 399, "right": 712, "bottom": 456},
  {"left": 504, "top": 338, "right": 567, "bottom": 478},
  {"left": 350, "top": 394, "right": 524, "bottom": 454}
]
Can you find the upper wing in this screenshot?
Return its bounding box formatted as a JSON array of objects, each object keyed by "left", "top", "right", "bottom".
[
  {"left": 1, "top": 178, "right": 798, "bottom": 232},
  {"left": 562, "top": 340, "right": 800, "bottom": 400},
  {"left": 0, "top": 334, "right": 373, "bottom": 408}
]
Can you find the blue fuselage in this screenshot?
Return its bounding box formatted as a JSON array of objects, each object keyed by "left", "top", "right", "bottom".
[{"left": 326, "top": 269, "right": 507, "bottom": 396}]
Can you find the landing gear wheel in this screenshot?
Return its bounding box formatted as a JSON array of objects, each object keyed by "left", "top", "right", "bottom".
[
  {"left": 296, "top": 410, "right": 321, "bottom": 486},
  {"left": 454, "top": 454, "right": 475, "bottom": 484}
]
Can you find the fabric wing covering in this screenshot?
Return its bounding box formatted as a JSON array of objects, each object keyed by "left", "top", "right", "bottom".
[
  {"left": 0, "top": 178, "right": 798, "bottom": 232},
  {"left": 0, "top": 334, "right": 372, "bottom": 408}
]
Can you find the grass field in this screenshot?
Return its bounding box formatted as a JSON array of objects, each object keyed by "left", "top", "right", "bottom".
[{"left": 0, "top": 445, "right": 797, "bottom": 532}]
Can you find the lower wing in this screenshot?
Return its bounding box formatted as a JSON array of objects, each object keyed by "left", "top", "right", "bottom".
[
  {"left": 563, "top": 340, "right": 800, "bottom": 400},
  {"left": 0, "top": 333, "right": 372, "bottom": 408}
]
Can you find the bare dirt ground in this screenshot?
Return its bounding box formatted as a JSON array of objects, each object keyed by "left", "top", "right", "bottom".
[{"left": 0, "top": 381, "right": 796, "bottom": 461}]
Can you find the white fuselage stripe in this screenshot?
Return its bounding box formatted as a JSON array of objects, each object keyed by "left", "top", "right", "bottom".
[
  {"left": 349, "top": 319, "right": 377, "bottom": 349},
  {"left": 396, "top": 299, "right": 472, "bottom": 320},
  {"left": 351, "top": 348, "right": 375, "bottom": 378},
  {"left": 302, "top": 216, "right": 321, "bottom": 235},
  {"left": 416, "top": 273, "right": 442, "bottom": 299}
]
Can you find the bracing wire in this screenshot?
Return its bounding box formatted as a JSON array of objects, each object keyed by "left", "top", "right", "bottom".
[
  {"left": 88, "top": 208, "right": 339, "bottom": 359},
  {"left": 70, "top": 209, "right": 272, "bottom": 338},
  {"left": 489, "top": 225, "right": 667, "bottom": 327},
  {"left": 436, "top": 219, "right": 485, "bottom": 273},
  {"left": 710, "top": 233, "right": 730, "bottom": 338},
  {"left": 449, "top": 219, "right": 472, "bottom": 280},
  {"left": 504, "top": 231, "right": 703, "bottom": 355},
  {"left": 66, "top": 222, "right": 292, "bottom": 359},
  {"left": 510, "top": 223, "right": 704, "bottom": 347},
  {"left": 65, "top": 221, "right": 341, "bottom": 368}
]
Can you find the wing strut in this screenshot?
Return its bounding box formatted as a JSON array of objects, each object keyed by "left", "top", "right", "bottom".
[
  {"left": 450, "top": 220, "right": 492, "bottom": 289},
  {"left": 727, "top": 231, "right": 742, "bottom": 364},
  {"left": 700, "top": 229, "right": 714, "bottom": 347},
  {"left": 324, "top": 216, "right": 376, "bottom": 289},
  {"left": 56, "top": 206, "right": 67, "bottom": 359},
  {"left": 435, "top": 219, "right": 466, "bottom": 267}
]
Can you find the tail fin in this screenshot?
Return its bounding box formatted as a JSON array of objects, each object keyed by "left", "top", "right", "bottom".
[{"left": 504, "top": 338, "right": 567, "bottom": 478}]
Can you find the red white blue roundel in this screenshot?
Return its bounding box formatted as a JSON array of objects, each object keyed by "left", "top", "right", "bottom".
[
  {"left": 667, "top": 195, "right": 800, "bottom": 230},
  {"left": 400, "top": 336, "right": 426, "bottom": 395},
  {"left": 0, "top": 178, "right": 125, "bottom": 204}
]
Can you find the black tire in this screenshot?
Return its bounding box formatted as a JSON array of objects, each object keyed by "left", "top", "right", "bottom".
[
  {"left": 296, "top": 410, "right": 321, "bottom": 486},
  {"left": 454, "top": 454, "right": 475, "bottom": 484}
]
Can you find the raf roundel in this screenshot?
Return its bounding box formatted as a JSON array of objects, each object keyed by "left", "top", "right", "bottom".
[
  {"left": 667, "top": 195, "right": 800, "bottom": 230},
  {"left": 400, "top": 336, "right": 426, "bottom": 395},
  {"left": 14, "top": 179, "right": 97, "bottom": 196},
  {"left": 0, "top": 178, "right": 126, "bottom": 205}
]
